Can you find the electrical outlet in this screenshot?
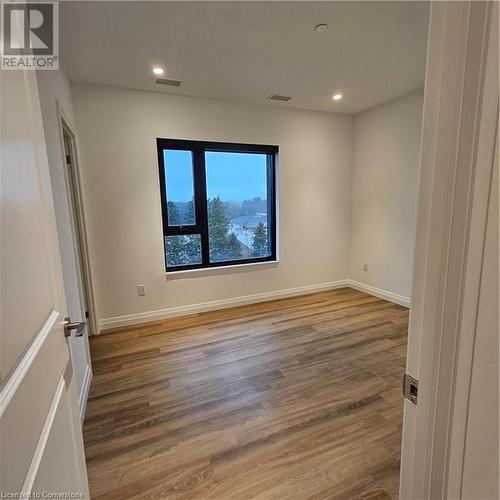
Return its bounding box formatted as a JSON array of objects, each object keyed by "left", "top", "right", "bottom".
[
  {"left": 363, "top": 262, "right": 368, "bottom": 272},
  {"left": 137, "top": 284, "right": 146, "bottom": 297}
]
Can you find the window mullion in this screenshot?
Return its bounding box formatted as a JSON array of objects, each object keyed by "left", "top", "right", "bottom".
[
  {"left": 193, "top": 149, "right": 210, "bottom": 266},
  {"left": 165, "top": 225, "right": 202, "bottom": 236},
  {"left": 267, "top": 153, "right": 277, "bottom": 260}
]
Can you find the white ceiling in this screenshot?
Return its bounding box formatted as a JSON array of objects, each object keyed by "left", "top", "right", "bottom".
[{"left": 61, "top": 1, "right": 429, "bottom": 115}]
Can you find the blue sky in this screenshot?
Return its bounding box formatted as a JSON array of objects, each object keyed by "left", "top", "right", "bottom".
[{"left": 164, "top": 150, "right": 267, "bottom": 202}]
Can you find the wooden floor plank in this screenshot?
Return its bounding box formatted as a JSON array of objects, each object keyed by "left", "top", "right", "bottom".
[{"left": 84, "top": 288, "right": 408, "bottom": 499}]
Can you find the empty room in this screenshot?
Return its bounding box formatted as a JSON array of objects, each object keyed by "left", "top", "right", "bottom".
[{"left": 1, "top": 1, "right": 498, "bottom": 499}]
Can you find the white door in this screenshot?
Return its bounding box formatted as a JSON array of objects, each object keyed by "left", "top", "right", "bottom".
[
  {"left": 36, "top": 70, "right": 96, "bottom": 423},
  {"left": 60, "top": 123, "right": 93, "bottom": 423},
  {"left": 0, "top": 65, "right": 90, "bottom": 497}
]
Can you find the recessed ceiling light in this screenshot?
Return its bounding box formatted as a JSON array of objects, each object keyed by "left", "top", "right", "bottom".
[
  {"left": 332, "top": 93, "right": 343, "bottom": 101},
  {"left": 152, "top": 67, "right": 164, "bottom": 76},
  {"left": 314, "top": 24, "right": 328, "bottom": 33}
]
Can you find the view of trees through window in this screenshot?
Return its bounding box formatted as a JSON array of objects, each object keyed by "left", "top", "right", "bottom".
[
  {"left": 159, "top": 142, "right": 276, "bottom": 270},
  {"left": 165, "top": 194, "right": 270, "bottom": 266},
  {"left": 165, "top": 202, "right": 201, "bottom": 267},
  {"left": 206, "top": 151, "right": 270, "bottom": 263}
]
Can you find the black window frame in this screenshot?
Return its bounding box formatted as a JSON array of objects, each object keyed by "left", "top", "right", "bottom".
[{"left": 157, "top": 138, "right": 278, "bottom": 272}]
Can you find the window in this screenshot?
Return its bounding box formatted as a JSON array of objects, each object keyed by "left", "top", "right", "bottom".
[{"left": 157, "top": 138, "right": 278, "bottom": 272}]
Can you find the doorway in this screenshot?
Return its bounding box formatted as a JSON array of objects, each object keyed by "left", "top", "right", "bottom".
[{"left": 57, "top": 110, "right": 96, "bottom": 422}]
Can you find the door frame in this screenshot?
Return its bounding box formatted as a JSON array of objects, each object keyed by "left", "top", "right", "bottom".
[
  {"left": 1, "top": 61, "right": 90, "bottom": 497},
  {"left": 400, "top": 1, "right": 497, "bottom": 498},
  {"left": 55, "top": 102, "right": 98, "bottom": 338}
]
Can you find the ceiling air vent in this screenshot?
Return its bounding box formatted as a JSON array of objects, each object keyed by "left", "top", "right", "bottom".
[
  {"left": 268, "top": 93, "right": 292, "bottom": 102},
  {"left": 155, "top": 77, "right": 182, "bottom": 87}
]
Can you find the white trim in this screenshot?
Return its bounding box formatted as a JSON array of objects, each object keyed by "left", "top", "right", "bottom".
[
  {"left": 99, "top": 280, "right": 350, "bottom": 330},
  {"left": 56, "top": 101, "right": 99, "bottom": 338},
  {"left": 21, "top": 375, "right": 66, "bottom": 495},
  {"left": 442, "top": 4, "right": 498, "bottom": 497},
  {"left": 399, "top": 2, "right": 496, "bottom": 498},
  {"left": 99, "top": 279, "right": 412, "bottom": 331},
  {"left": 78, "top": 365, "right": 92, "bottom": 424},
  {"left": 347, "top": 280, "right": 410, "bottom": 307},
  {"left": 0, "top": 310, "right": 59, "bottom": 417},
  {"left": 165, "top": 259, "right": 279, "bottom": 279}
]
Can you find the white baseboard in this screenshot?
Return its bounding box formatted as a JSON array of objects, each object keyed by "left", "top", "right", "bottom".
[
  {"left": 347, "top": 280, "right": 410, "bottom": 307},
  {"left": 78, "top": 365, "right": 92, "bottom": 424},
  {"left": 98, "top": 279, "right": 410, "bottom": 331},
  {"left": 99, "top": 279, "right": 350, "bottom": 331}
]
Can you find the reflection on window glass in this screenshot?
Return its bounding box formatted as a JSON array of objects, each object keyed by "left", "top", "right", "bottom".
[
  {"left": 165, "top": 234, "right": 202, "bottom": 267},
  {"left": 164, "top": 150, "right": 196, "bottom": 226},
  {"left": 205, "top": 152, "right": 270, "bottom": 262}
]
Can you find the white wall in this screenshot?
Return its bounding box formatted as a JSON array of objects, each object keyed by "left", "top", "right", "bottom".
[
  {"left": 71, "top": 84, "right": 353, "bottom": 327},
  {"left": 349, "top": 91, "right": 423, "bottom": 301}
]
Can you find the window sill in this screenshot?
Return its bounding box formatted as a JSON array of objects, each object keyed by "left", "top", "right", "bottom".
[{"left": 165, "top": 260, "right": 279, "bottom": 280}]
